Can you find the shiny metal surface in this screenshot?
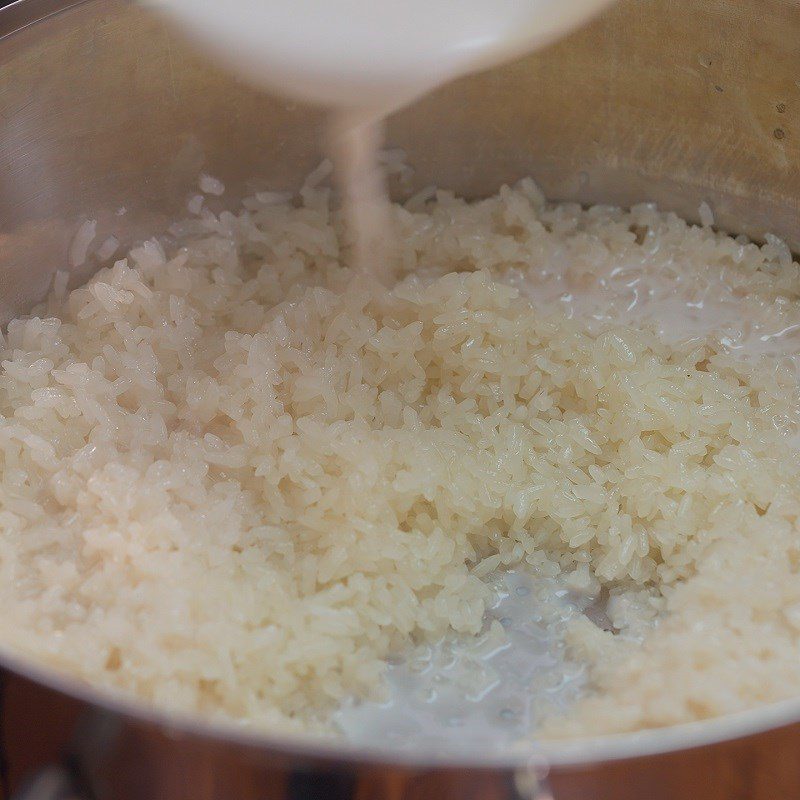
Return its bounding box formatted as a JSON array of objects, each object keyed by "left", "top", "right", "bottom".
[
  {"left": 2, "top": 0, "right": 800, "bottom": 322},
  {"left": 2, "top": 0, "right": 800, "bottom": 796}
]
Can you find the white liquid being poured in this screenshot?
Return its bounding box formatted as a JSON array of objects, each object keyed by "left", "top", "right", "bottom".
[
  {"left": 153, "top": 0, "right": 614, "bottom": 274},
  {"left": 328, "top": 111, "right": 396, "bottom": 278}
]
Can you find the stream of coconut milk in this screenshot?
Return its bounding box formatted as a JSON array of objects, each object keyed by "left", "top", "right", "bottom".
[
  {"left": 328, "top": 112, "right": 397, "bottom": 280},
  {"left": 155, "top": 0, "right": 615, "bottom": 277}
]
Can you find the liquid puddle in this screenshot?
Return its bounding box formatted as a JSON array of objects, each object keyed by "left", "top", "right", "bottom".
[{"left": 334, "top": 568, "right": 595, "bottom": 755}]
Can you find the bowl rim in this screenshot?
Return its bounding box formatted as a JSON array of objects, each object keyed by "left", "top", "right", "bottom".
[{"left": 3, "top": 0, "right": 800, "bottom": 773}]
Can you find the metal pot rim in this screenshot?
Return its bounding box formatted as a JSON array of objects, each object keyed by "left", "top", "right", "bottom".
[
  {"left": 2, "top": 0, "right": 800, "bottom": 773},
  {"left": 4, "top": 641, "right": 800, "bottom": 770}
]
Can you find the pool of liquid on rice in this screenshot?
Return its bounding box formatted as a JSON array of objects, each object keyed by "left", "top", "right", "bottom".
[{"left": 334, "top": 568, "right": 600, "bottom": 754}]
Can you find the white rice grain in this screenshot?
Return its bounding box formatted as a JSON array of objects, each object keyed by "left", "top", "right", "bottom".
[
  {"left": 198, "top": 173, "right": 225, "bottom": 196},
  {"left": 68, "top": 219, "right": 97, "bottom": 267},
  {"left": 96, "top": 236, "right": 120, "bottom": 262},
  {"left": 698, "top": 200, "right": 715, "bottom": 228}
]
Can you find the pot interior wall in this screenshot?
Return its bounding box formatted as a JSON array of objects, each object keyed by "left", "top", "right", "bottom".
[{"left": 1, "top": 0, "right": 799, "bottom": 322}]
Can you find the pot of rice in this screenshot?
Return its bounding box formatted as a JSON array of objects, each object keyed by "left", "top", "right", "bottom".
[{"left": 2, "top": 0, "right": 800, "bottom": 797}]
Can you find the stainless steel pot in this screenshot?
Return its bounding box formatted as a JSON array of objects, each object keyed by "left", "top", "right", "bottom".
[{"left": 2, "top": 0, "right": 800, "bottom": 797}]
